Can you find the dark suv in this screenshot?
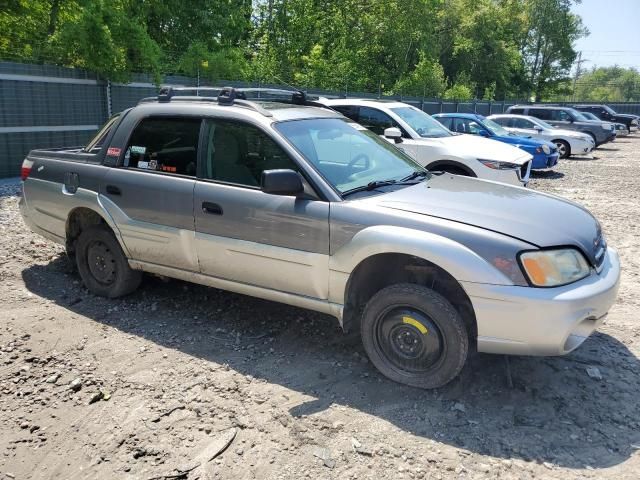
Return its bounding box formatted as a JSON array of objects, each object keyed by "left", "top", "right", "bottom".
[
  {"left": 573, "top": 105, "right": 639, "bottom": 133},
  {"left": 506, "top": 105, "right": 616, "bottom": 146}
]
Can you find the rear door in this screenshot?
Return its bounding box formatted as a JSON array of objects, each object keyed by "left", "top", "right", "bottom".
[
  {"left": 100, "top": 116, "right": 200, "bottom": 271},
  {"left": 193, "top": 118, "right": 330, "bottom": 299}
]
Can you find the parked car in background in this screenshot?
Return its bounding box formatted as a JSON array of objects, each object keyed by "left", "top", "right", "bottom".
[
  {"left": 577, "top": 111, "right": 628, "bottom": 137},
  {"left": 506, "top": 105, "right": 615, "bottom": 146},
  {"left": 488, "top": 114, "right": 596, "bottom": 159},
  {"left": 573, "top": 104, "right": 639, "bottom": 133},
  {"left": 18, "top": 87, "right": 621, "bottom": 389},
  {"left": 432, "top": 113, "right": 559, "bottom": 170},
  {"left": 320, "top": 99, "right": 532, "bottom": 186}
]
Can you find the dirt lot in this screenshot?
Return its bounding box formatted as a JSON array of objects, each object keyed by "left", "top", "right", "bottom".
[{"left": 1, "top": 136, "right": 639, "bottom": 480}]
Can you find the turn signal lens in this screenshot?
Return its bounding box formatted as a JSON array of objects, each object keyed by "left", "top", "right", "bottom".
[{"left": 520, "top": 249, "right": 590, "bottom": 287}]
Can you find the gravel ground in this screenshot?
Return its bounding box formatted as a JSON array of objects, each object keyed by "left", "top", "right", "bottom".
[{"left": 1, "top": 137, "right": 639, "bottom": 480}]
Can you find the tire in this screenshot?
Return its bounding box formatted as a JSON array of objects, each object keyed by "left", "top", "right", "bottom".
[
  {"left": 360, "top": 283, "right": 468, "bottom": 389},
  {"left": 75, "top": 225, "right": 142, "bottom": 298},
  {"left": 553, "top": 139, "right": 571, "bottom": 159},
  {"left": 435, "top": 165, "right": 470, "bottom": 176}
]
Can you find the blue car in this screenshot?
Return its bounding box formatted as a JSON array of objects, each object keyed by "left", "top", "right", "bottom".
[{"left": 433, "top": 113, "right": 559, "bottom": 170}]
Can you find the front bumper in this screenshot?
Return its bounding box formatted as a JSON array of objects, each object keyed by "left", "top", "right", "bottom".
[
  {"left": 462, "top": 247, "right": 621, "bottom": 356},
  {"left": 531, "top": 152, "right": 559, "bottom": 170}
]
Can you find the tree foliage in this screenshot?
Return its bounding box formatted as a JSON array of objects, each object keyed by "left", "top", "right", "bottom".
[
  {"left": 0, "top": 0, "right": 591, "bottom": 100},
  {"left": 573, "top": 67, "right": 640, "bottom": 102}
]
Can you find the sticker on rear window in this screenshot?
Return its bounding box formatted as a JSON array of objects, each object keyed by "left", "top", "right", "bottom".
[
  {"left": 130, "top": 146, "right": 146, "bottom": 154},
  {"left": 107, "top": 147, "right": 121, "bottom": 157}
]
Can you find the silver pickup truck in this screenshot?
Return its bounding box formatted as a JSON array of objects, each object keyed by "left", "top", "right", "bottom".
[{"left": 19, "top": 88, "right": 621, "bottom": 388}]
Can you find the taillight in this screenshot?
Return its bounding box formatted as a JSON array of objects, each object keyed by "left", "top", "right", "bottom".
[{"left": 21, "top": 159, "right": 34, "bottom": 181}]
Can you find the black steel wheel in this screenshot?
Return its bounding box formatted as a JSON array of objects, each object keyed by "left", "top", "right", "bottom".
[
  {"left": 76, "top": 225, "right": 141, "bottom": 298},
  {"left": 361, "top": 283, "right": 468, "bottom": 388}
]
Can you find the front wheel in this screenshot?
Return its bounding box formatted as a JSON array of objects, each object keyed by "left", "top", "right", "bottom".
[
  {"left": 553, "top": 139, "right": 571, "bottom": 159},
  {"left": 361, "top": 283, "right": 468, "bottom": 389},
  {"left": 76, "top": 225, "right": 142, "bottom": 298}
]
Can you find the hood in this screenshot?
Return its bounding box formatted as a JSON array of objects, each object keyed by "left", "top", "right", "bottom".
[
  {"left": 495, "top": 134, "right": 555, "bottom": 150},
  {"left": 614, "top": 113, "right": 638, "bottom": 121},
  {"left": 363, "top": 174, "right": 603, "bottom": 266},
  {"left": 433, "top": 134, "right": 532, "bottom": 165}
]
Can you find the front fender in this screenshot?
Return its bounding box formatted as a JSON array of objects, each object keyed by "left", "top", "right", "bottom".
[{"left": 328, "top": 225, "right": 513, "bottom": 304}]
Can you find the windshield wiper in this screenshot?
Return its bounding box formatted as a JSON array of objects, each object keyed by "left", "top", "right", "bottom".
[
  {"left": 400, "top": 170, "right": 429, "bottom": 182},
  {"left": 342, "top": 175, "right": 427, "bottom": 198}
]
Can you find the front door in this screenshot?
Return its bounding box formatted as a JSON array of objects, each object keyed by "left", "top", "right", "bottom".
[
  {"left": 194, "top": 119, "right": 330, "bottom": 299},
  {"left": 100, "top": 116, "right": 200, "bottom": 271}
]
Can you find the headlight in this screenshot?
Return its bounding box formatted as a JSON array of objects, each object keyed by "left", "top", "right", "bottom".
[
  {"left": 519, "top": 249, "right": 590, "bottom": 287},
  {"left": 477, "top": 159, "right": 520, "bottom": 170},
  {"left": 601, "top": 123, "right": 612, "bottom": 130},
  {"left": 541, "top": 144, "right": 550, "bottom": 154}
]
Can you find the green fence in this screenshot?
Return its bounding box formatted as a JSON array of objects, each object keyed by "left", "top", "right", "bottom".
[{"left": 2, "top": 61, "right": 639, "bottom": 178}]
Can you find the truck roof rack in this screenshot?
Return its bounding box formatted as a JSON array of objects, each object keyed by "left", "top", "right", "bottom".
[{"left": 138, "top": 86, "right": 335, "bottom": 116}]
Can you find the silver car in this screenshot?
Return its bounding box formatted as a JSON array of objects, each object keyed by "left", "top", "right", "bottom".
[
  {"left": 19, "top": 88, "right": 621, "bottom": 389},
  {"left": 489, "top": 114, "right": 596, "bottom": 158}
]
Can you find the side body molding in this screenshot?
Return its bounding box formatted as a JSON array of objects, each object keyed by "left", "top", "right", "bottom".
[{"left": 328, "top": 225, "right": 513, "bottom": 305}]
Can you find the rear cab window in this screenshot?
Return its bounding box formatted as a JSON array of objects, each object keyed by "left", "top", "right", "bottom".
[{"left": 84, "top": 114, "right": 121, "bottom": 153}]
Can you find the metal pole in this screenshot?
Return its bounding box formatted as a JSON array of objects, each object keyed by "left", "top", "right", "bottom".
[{"left": 106, "top": 80, "right": 112, "bottom": 118}]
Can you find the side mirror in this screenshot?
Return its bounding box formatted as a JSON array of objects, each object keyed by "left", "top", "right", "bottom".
[
  {"left": 478, "top": 129, "right": 490, "bottom": 137},
  {"left": 261, "top": 169, "right": 304, "bottom": 196},
  {"left": 534, "top": 126, "right": 543, "bottom": 132},
  {"left": 384, "top": 127, "right": 403, "bottom": 143}
]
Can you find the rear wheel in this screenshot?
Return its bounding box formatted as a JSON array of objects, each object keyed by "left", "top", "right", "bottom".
[
  {"left": 75, "top": 226, "right": 141, "bottom": 298},
  {"left": 553, "top": 139, "right": 571, "bottom": 158},
  {"left": 361, "top": 283, "right": 468, "bottom": 389}
]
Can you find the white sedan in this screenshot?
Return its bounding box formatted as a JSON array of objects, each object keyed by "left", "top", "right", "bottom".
[
  {"left": 320, "top": 98, "right": 533, "bottom": 187},
  {"left": 488, "top": 114, "right": 595, "bottom": 159}
]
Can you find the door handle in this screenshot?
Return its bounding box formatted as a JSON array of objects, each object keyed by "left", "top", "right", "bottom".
[
  {"left": 105, "top": 185, "right": 121, "bottom": 196},
  {"left": 202, "top": 201, "right": 223, "bottom": 215}
]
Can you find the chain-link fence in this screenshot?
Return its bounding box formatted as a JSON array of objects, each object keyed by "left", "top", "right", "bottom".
[{"left": 2, "top": 60, "right": 640, "bottom": 178}]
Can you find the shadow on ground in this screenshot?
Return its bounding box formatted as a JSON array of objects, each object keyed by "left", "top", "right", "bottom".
[
  {"left": 22, "top": 256, "right": 640, "bottom": 470},
  {"left": 530, "top": 170, "right": 565, "bottom": 180}
]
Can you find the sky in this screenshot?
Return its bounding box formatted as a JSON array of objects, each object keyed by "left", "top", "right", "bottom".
[{"left": 572, "top": 0, "right": 640, "bottom": 71}]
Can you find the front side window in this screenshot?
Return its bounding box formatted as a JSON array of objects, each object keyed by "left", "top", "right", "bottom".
[
  {"left": 451, "top": 117, "right": 483, "bottom": 135},
  {"left": 123, "top": 117, "right": 201, "bottom": 176},
  {"left": 358, "top": 107, "right": 397, "bottom": 135},
  {"left": 391, "top": 107, "right": 451, "bottom": 138},
  {"left": 551, "top": 110, "right": 572, "bottom": 122},
  {"left": 276, "top": 118, "right": 425, "bottom": 194},
  {"left": 202, "top": 120, "right": 298, "bottom": 187}
]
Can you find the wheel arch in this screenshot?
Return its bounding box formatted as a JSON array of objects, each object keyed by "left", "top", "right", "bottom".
[
  {"left": 425, "top": 160, "right": 477, "bottom": 177},
  {"left": 65, "top": 207, "right": 126, "bottom": 256},
  {"left": 341, "top": 252, "right": 478, "bottom": 347}
]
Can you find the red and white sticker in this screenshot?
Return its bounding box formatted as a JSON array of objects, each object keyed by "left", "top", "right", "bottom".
[{"left": 107, "top": 147, "right": 121, "bottom": 157}]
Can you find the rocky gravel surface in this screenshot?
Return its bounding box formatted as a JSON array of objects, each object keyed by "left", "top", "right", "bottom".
[{"left": 1, "top": 137, "right": 639, "bottom": 479}]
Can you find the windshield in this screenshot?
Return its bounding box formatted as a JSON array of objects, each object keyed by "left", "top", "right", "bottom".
[
  {"left": 482, "top": 118, "right": 511, "bottom": 136},
  {"left": 390, "top": 107, "right": 451, "bottom": 138},
  {"left": 580, "top": 112, "right": 599, "bottom": 121},
  {"left": 603, "top": 105, "right": 617, "bottom": 115},
  {"left": 275, "top": 118, "right": 427, "bottom": 194},
  {"left": 574, "top": 111, "right": 590, "bottom": 121}
]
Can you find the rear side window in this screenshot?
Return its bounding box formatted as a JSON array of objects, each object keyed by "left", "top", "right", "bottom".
[
  {"left": 529, "top": 108, "right": 552, "bottom": 120},
  {"left": 123, "top": 117, "right": 201, "bottom": 176},
  {"left": 84, "top": 115, "right": 120, "bottom": 153},
  {"left": 491, "top": 117, "right": 510, "bottom": 127},
  {"left": 509, "top": 108, "right": 525, "bottom": 114},
  {"left": 511, "top": 118, "right": 536, "bottom": 129}
]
